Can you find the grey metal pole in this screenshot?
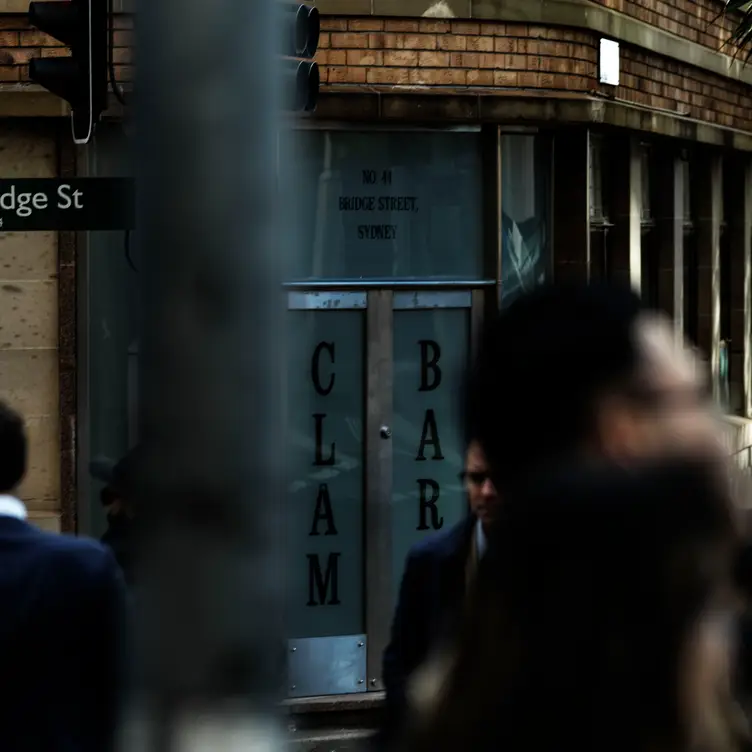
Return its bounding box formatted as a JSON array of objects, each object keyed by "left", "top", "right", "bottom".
[{"left": 126, "top": 0, "right": 285, "bottom": 748}]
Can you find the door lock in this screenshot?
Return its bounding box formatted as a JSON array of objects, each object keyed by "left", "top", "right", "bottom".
[{"left": 380, "top": 425, "right": 392, "bottom": 439}]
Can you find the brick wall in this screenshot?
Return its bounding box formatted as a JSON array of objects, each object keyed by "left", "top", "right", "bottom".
[
  {"left": 318, "top": 18, "right": 752, "bottom": 131},
  {"left": 622, "top": 45, "right": 752, "bottom": 128},
  {"left": 0, "top": 3, "right": 737, "bottom": 91},
  {"left": 0, "top": 6, "right": 746, "bottom": 131},
  {"left": 0, "top": 0, "right": 739, "bottom": 86},
  {"left": 590, "top": 0, "right": 737, "bottom": 52}
]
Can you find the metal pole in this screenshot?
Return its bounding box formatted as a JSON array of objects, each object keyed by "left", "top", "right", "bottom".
[{"left": 127, "top": 0, "right": 284, "bottom": 748}]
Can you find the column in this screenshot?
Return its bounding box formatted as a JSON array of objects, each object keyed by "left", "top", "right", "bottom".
[
  {"left": 652, "top": 149, "right": 685, "bottom": 340},
  {"left": 553, "top": 128, "right": 589, "bottom": 283},
  {"left": 135, "top": 0, "right": 283, "bottom": 737},
  {"left": 725, "top": 158, "right": 752, "bottom": 417},
  {"left": 695, "top": 151, "right": 723, "bottom": 398},
  {"left": 607, "top": 135, "right": 642, "bottom": 292}
]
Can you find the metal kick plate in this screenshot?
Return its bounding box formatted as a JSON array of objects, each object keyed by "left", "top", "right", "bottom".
[{"left": 288, "top": 635, "right": 367, "bottom": 698}]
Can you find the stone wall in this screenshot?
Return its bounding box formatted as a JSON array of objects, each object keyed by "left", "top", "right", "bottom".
[{"left": 0, "top": 122, "right": 61, "bottom": 532}]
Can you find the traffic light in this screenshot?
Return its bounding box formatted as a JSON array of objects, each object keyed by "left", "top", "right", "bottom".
[
  {"left": 27, "top": 0, "right": 107, "bottom": 144},
  {"left": 281, "top": 3, "right": 319, "bottom": 113}
]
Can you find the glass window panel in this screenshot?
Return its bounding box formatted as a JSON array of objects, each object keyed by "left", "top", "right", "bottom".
[
  {"left": 286, "top": 311, "right": 365, "bottom": 638},
  {"left": 391, "top": 308, "right": 470, "bottom": 605},
  {"left": 641, "top": 145, "right": 651, "bottom": 222},
  {"left": 501, "top": 134, "right": 551, "bottom": 307},
  {"left": 85, "top": 123, "right": 139, "bottom": 539},
  {"left": 719, "top": 339, "right": 730, "bottom": 412},
  {"left": 289, "top": 130, "right": 483, "bottom": 281},
  {"left": 588, "top": 134, "right": 604, "bottom": 221},
  {"left": 682, "top": 159, "right": 692, "bottom": 223}
]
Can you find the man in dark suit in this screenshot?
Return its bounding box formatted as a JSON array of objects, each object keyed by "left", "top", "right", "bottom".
[
  {"left": 0, "top": 402, "right": 127, "bottom": 751},
  {"left": 380, "top": 440, "right": 498, "bottom": 743},
  {"left": 90, "top": 444, "right": 144, "bottom": 586}
]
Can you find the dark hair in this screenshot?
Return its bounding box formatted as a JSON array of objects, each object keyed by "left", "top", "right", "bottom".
[
  {"left": 465, "top": 281, "right": 645, "bottom": 489},
  {"left": 0, "top": 402, "right": 27, "bottom": 493},
  {"left": 407, "top": 456, "right": 742, "bottom": 752}
]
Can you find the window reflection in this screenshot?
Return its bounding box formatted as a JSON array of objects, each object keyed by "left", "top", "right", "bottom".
[
  {"left": 682, "top": 155, "right": 698, "bottom": 346},
  {"left": 588, "top": 133, "right": 612, "bottom": 282},
  {"left": 85, "top": 124, "right": 139, "bottom": 539},
  {"left": 501, "top": 134, "right": 550, "bottom": 306},
  {"left": 640, "top": 143, "right": 659, "bottom": 310}
]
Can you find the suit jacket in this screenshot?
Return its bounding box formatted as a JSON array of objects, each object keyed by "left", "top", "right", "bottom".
[
  {"left": 378, "top": 515, "right": 475, "bottom": 746},
  {"left": 0, "top": 504, "right": 127, "bottom": 751}
]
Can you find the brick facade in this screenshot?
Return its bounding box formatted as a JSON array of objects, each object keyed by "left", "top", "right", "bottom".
[
  {"left": 318, "top": 18, "right": 752, "bottom": 131},
  {"left": 0, "top": 2, "right": 745, "bottom": 130},
  {"left": 589, "top": 0, "right": 737, "bottom": 52}
]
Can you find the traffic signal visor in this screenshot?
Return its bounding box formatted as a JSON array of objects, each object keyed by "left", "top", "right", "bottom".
[
  {"left": 281, "top": 3, "right": 320, "bottom": 113},
  {"left": 28, "top": 0, "right": 107, "bottom": 144}
]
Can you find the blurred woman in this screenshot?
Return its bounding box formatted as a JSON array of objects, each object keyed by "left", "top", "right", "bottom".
[{"left": 403, "top": 457, "right": 748, "bottom": 752}]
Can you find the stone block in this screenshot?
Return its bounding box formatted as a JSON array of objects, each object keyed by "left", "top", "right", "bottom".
[
  {"left": 0, "top": 347, "right": 57, "bottom": 417},
  {"left": 0, "top": 279, "right": 57, "bottom": 350}
]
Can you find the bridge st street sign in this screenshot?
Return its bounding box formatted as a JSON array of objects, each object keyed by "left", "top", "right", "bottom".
[{"left": 0, "top": 178, "right": 134, "bottom": 231}]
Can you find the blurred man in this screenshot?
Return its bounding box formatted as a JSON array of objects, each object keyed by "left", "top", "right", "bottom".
[
  {"left": 467, "top": 282, "right": 722, "bottom": 493},
  {"left": 0, "top": 402, "right": 126, "bottom": 751},
  {"left": 380, "top": 440, "right": 499, "bottom": 745},
  {"left": 380, "top": 282, "right": 725, "bottom": 746},
  {"left": 90, "top": 445, "right": 143, "bottom": 585}
]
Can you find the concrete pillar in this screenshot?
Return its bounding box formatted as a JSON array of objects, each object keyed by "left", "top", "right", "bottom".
[
  {"left": 553, "top": 128, "right": 589, "bottom": 283},
  {"left": 608, "top": 135, "right": 642, "bottom": 293},
  {"left": 725, "top": 158, "right": 752, "bottom": 417},
  {"left": 652, "top": 149, "right": 685, "bottom": 341},
  {"left": 133, "top": 0, "right": 284, "bottom": 741},
  {"left": 695, "top": 152, "right": 723, "bottom": 400}
]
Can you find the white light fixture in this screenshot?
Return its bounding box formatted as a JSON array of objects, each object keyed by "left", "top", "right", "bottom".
[{"left": 599, "top": 38, "right": 620, "bottom": 86}]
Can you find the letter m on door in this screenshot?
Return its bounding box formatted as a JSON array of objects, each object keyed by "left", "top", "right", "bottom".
[{"left": 306, "top": 552, "right": 342, "bottom": 606}]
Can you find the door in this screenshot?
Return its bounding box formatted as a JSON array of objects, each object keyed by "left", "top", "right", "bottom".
[{"left": 285, "top": 287, "right": 482, "bottom": 697}]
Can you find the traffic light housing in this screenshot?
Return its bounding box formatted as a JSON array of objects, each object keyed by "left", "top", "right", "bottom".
[
  {"left": 28, "top": 0, "right": 107, "bottom": 144},
  {"left": 281, "top": 4, "right": 319, "bottom": 113}
]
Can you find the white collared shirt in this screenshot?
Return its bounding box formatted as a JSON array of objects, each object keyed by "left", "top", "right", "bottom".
[
  {"left": 475, "top": 518, "right": 487, "bottom": 559},
  {"left": 0, "top": 494, "right": 27, "bottom": 520}
]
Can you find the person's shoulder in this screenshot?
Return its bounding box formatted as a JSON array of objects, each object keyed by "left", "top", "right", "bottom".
[
  {"left": 407, "top": 518, "right": 472, "bottom": 563},
  {"left": 34, "top": 529, "right": 120, "bottom": 581}
]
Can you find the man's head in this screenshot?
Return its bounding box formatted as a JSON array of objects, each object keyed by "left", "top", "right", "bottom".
[
  {"left": 0, "top": 402, "right": 27, "bottom": 494},
  {"left": 90, "top": 445, "right": 142, "bottom": 520},
  {"left": 466, "top": 282, "right": 722, "bottom": 491},
  {"left": 462, "top": 441, "right": 499, "bottom": 529}
]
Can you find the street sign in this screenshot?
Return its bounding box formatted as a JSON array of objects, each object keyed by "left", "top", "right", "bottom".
[{"left": 0, "top": 178, "right": 134, "bottom": 230}]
